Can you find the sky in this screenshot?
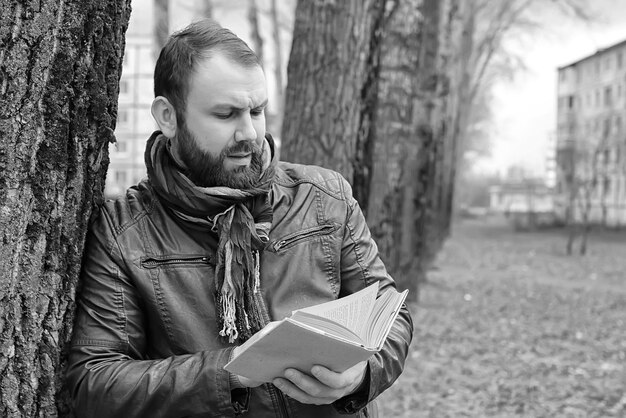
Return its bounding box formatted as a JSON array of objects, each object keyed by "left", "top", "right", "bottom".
[{"left": 476, "top": 0, "right": 626, "bottom": 178}]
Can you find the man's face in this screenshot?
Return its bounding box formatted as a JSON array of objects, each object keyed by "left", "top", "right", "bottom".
[{"left": 172, "top": 53, "right": 268, "bottom": 189}]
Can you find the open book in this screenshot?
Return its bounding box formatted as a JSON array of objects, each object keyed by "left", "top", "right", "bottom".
[{"left": 224, "top": 281, "right": 408, "bottom": 382}]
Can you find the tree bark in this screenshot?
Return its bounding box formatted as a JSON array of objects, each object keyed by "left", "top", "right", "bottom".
[
  {"left": 0, "top": 0, "right": 131, "bottom": 416},
  {"left": 367, "top": 0, "right": 466, "bottom": 295},
  {"left": 282, "top": 0, "right": 466, "bottom": 297},
  {"left": 281, "top": 0, "right": 389, "bottom": 204}
]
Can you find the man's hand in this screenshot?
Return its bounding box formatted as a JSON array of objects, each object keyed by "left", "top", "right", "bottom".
[{"left": 272, "top": 360, "right": 368, "bottom": 405}]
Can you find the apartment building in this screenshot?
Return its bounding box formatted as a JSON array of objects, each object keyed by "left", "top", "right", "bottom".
[
  {"left": 104, "top": 0, "right": 156, "bottom": 198},
  {"left": 556, "top": 38, "right": 626, "bottom": 226}
]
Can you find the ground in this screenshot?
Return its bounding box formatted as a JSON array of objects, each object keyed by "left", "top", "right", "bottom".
[{"left": 378, "top": 216, "right": 626, "bottom": 417}]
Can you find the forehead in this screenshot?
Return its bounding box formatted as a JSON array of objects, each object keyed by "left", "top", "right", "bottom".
[{"left": 186, "top": 53, "right": 267, "bottom": 108}]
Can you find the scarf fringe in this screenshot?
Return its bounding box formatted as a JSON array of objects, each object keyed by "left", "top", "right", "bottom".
[{"left": 218, "top": 291, "right": 239, "bottom": 343}]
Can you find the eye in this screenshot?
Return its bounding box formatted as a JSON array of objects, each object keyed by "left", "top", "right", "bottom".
[
  {"left": 214, "top": 112, "right": 233, "bottom": 119},
  {"left": 251, "top": 108, "right": 265, "bottom": 117}
]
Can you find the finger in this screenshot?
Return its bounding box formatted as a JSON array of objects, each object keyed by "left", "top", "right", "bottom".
[
  {"left": 310, "top": 365, "right": 346, "bottom": 389},
  {"left": 283, "top": 368, "right": 334, "bottom": 398},
  {"left": 311, "top": 361, "right": 367, "bottom": 389},
  {"left": 272, "top": 377, "right": 334, "bottom": 405}
]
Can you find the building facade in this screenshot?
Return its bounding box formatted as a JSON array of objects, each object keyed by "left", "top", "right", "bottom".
[
  {"left": 105, "top": 0, "right": 156, "bottom": 198},
  {"left": 556, "top": 39, "right": 626, "bottom": 227}
]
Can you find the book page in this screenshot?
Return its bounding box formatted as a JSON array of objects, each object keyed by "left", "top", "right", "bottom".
[
  {"left": 294, "top": 281, "right": 379, "bottom": 338},
  {"left": 290, "top": 310, "right": 363, "bottom": 343},
  {"left": 365, "top": 288, "right": 409, "bottom": 348}
]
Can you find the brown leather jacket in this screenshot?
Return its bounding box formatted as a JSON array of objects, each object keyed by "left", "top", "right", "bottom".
[{"left": 66, "top": 162, "right": 413, "bottom": 418}]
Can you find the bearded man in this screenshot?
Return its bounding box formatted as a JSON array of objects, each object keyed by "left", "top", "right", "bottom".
[{"left": 66, "top": 18, "right": 413, "bottom": 418}]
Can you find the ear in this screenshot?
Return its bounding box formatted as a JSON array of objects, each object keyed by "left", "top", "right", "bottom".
[{"left": 151, "top": 96, "right": 178, "bottom": 138}]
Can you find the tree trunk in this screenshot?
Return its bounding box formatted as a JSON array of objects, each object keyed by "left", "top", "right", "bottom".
[
  {"left": 0, "top": 1, "right": 131, "bottom": 416},
  {"left": 367, "top": 0, "right": 464, "bottom": 295},
  {"left": 154, "top": 0, "right": 169, "bottom": 55},
  {"left": 282, "top": 0, "right": 465, "bottom": 297},
  {"left": 247, "top": 0, "right": 264, "bottom": 64},
  {"left": 364, "top": 0, "right": 423, "bottom": 296},
  {"left": 269, "top": 0, "right": 285, "bottom": 135},
  {"left": 200, "top": 0, "right": 214, "bottom": 18},
  {"left": 281, "top": 0, "right": 389, "bottom": 205}
]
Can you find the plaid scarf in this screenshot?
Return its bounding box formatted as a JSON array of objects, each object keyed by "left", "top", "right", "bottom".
[{"left": 145, "top": 131, "right": 276, "bottom": 343}]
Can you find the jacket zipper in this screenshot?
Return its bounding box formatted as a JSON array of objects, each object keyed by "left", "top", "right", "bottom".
[
  {"left": 271, "top": 224, "right": 338, "bottom": 252},
  {"left": 140, "top": 256, "right": 211, "bottom": 269},
  {"left": 270, "top": 383, "right": 290, "bottom": 418}
]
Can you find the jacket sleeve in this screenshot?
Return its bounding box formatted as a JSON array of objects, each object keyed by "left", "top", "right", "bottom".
[
  {"left": 332, "top": 175, "right": 414, "bottom": 414},
  {"left": 65, "top": 207, "right": 245, "bottom": 418}
]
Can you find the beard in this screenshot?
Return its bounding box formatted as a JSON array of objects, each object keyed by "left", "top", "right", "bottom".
[{"left": 176, "top": 123, "right": 264, "bottom": 189}]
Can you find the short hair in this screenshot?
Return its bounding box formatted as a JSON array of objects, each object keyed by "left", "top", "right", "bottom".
[{"left": 154, "top": 19, "right": 261, "bottom": 124}]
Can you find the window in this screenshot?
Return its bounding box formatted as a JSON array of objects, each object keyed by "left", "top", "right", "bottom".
[
  {"left": 117, "top": 109, "right": 129, "bottom": 124},
  {"left": 604, "top": 118, "right": 611, "bottom": 138},
  {"left": 116, "top": 140, "right": 127, "bottom": 153},
  {"left": 603, "top": 176, "right": 611, "bottom": 194},
  {"left": 115, "top": 170, "right": 127, "bottom": 184},
  {"left": 605, "top": 86, "right": 612, "bottom": 107},
  {"left": 618, "top": 51, "right": 624, "bottom": 69},
  {"left": 119, "top": 80, "right": 129, "bottom": 94},
  {"left": 568, "top": 95, "right": 575, "bottom": 109}
]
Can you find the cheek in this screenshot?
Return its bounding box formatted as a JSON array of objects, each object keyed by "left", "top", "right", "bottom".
[
  {"left": 189, "top": 124, "right": 231, "bottom": 155},
  {"left": 254, "top": 119, "right": 266, "bottom": 138}
]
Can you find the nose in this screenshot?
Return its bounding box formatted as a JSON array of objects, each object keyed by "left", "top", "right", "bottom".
[{"left": 234, "top": 113, "right": 256, "bottom": 143}]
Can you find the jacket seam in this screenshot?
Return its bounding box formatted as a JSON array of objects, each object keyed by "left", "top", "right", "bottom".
[
  {"left": 99, "top": 210, "right": 132, "bottom": 353},
  {"left": 273, "top": 178, "right": 343, "bottom": 201},
  {"left": 341, "top": 181, "right": 370, "bottom": 286},
  {"left": 113, "top": 265, "right": 131, "bottom": 350},
  {"left": 72, "top": 339, "right": 129, "bottom": 350},
  {"left": 315, "top": 188, "right": 339, "bottom": 296},
  {"left": 104, "top": 185, "right": 156, "bottom": 238}
]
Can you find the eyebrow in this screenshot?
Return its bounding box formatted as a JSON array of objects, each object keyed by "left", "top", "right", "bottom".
[{"left": 213, "top": 99, "right": 268, "bottom": 111}]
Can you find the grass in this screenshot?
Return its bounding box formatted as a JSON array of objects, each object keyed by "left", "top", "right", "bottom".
[{"left": 378, "top": 216, "right": 626, "bottom": 417}]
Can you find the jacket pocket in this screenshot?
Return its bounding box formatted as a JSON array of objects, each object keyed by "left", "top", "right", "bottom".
[
  {"left": 269, "top": 223, "right": 340, "bottom": 252},
  {"left": 140, "top": 254, "right": 213, "bottom": 269}
]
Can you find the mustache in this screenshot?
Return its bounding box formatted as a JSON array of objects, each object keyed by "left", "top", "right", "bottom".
[{"left": 225, "top": 141, "right": 262, "bottom": 156}]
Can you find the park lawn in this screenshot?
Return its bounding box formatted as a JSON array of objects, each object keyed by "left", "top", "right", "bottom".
[{"left": 378, "top": 217, "right": 626, "bottom": 417}]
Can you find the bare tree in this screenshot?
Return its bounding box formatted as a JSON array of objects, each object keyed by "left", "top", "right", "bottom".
[
  {"left": 0, "top": 0, "right": 131, "bottom": 415},
  {"left": 563, "top": 141, "right": 602, "bottom": 255},
  {"left": 454, "top": 0, "right": 592, "bottom": 208}
]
